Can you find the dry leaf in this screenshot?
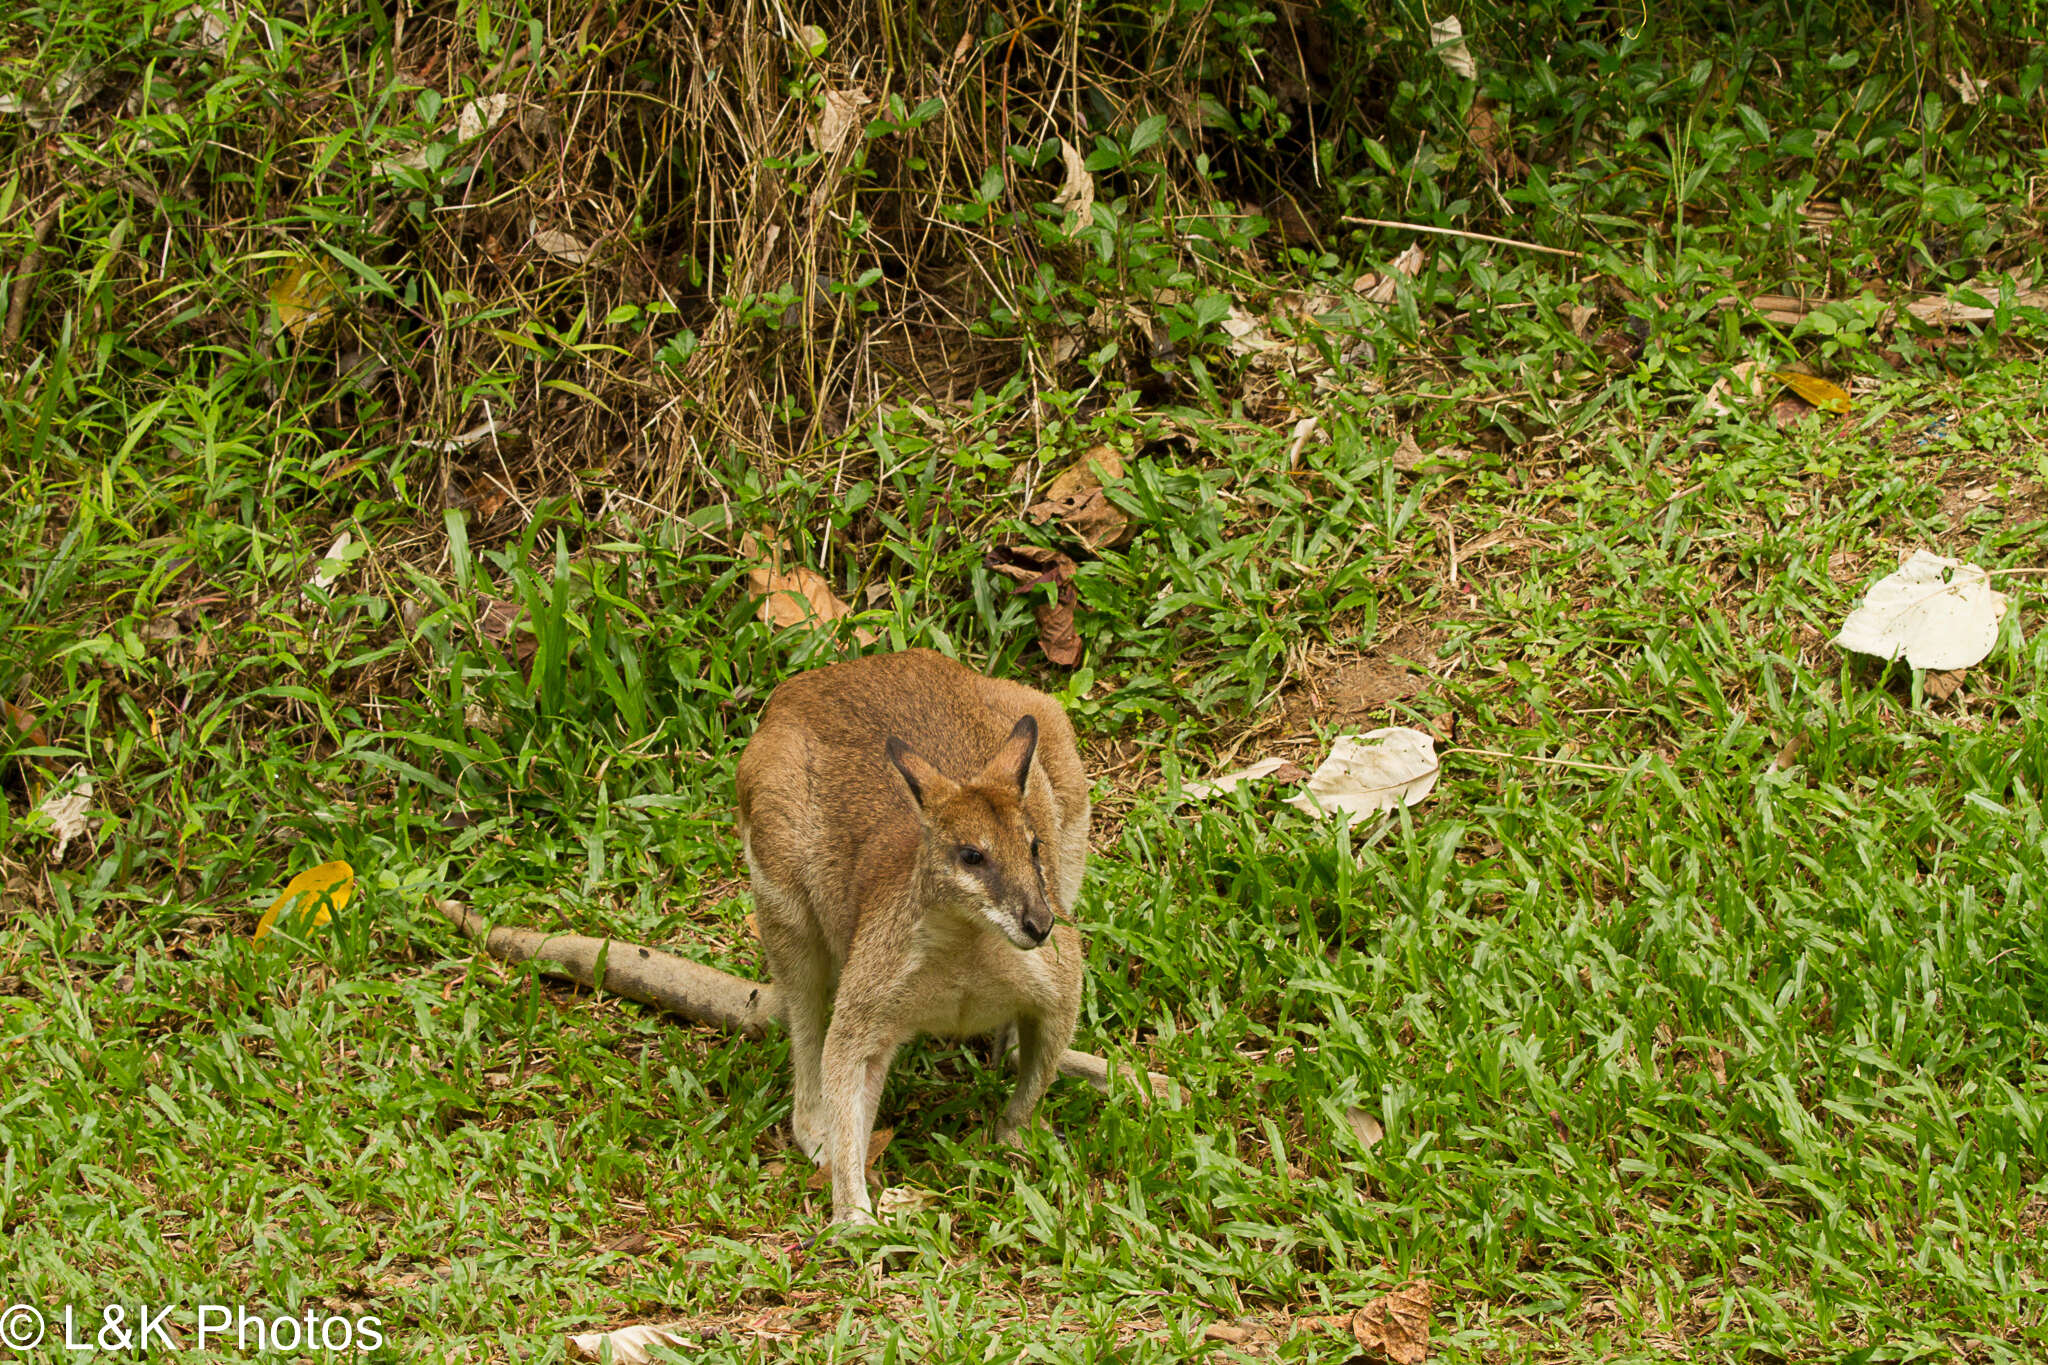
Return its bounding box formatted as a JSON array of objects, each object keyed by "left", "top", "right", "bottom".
[
  {"left": 986, "top": 545, "right": 1082, "bottom": 666},
  {"left": 1772, "top": 370, "right": 1851, "bottom": 415},
  {"left": 807, "top": 1126, "right": 894, "bottom": 1190},
  {"left": 1287, "top": 727, "right": 1440, "bottom": 827},
  {"left": 1222, "top": 305, "right": 1283, "bottom": 353},
  {"left": 1053, "top": 138, "right": 1095, "bottom": 233},
  {"left": 413, "top": 420, "right": 520, "bottom": 454},
  {"left": 1464, "top": 97, "right": 1523, "bottom": 175},
  {"left": 813, "top": 87, "right": 872, "bottom": 157},
  {"left": 4, "top": 700, "right": 47, "bottom": 750},
  {"left": 1428, "top": 16, "right": 1477, "bottom": 79},
  {"left": 1388, "top": 243, "right": 1427, "bottom": 279},
  {"left": 36, "top": 765, "right": 95, "bottom": 863},
  {"left": 1949, "top": 70, "right": 1986, "bottom": 104},
  {"left": 305, "top": 532, "right": 353, "bottom": 594},
  {"left": 1183, "top": 757, "right": 1307, "bottom": 801},
  {"left": 270, "top": 261, "right": 338, "bottom": 341},
  {"left": 1344, "top": 1107, "right": 1386, "bottom": 1152},
  {"left": 1833, "top": 549, "right": 2007, "bottom": 671},
  {"left": 1286, "top": 415, "right": 1320, "bottom": 464},
  {"left": 565, "top": 1323, "right": 693, "bottom": 1364},
  {"left": 876, "top": 1185, "right": 940, "bottom": 1216},
  {"left": 1025, "top": 446, "right": 1134, "bottom": 551},
  {"left": 456, "top": 94, "right": 514, "bottom": 143},
  {"left": 0, "top": 62, "right": 103, "bottom": 129},
  {"left": 742, "top": 535, "right": 874, "bottom": 644},
  {"left": 533, "top": 229, "right": 589, "bottom": 264},
  {"left": 253, "top": 860, "right": 355, "bottom": 940},
  {"left": 1351, "top": 1280, "right": 1433, "bottom": 1365},
  {"left": 169, "top": 5, "right": 231, "bottom": 53},
  {"left": 1923, "top": 668, "right": 1967, "bottom": 700},
  {"left": 1566, "top": 304, "right": 1596, "bottom": 336}
]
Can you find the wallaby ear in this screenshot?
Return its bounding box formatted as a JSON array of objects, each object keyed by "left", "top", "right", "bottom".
[
  {"left": 887, "top": 737, "right": 954, "bottom": 812},
  {"left": 981, "top": 714, "right": 1038, "bottom": 794}
]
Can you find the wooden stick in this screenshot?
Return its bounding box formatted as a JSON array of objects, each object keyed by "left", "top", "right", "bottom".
[
  {"left": 1340, "top": 216, "right": 1584, "bottom": 258},
  {"left": 432, "top": 899, "right": 1172, "bottom": 1099}
]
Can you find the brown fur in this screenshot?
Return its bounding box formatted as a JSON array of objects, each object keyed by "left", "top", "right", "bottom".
[{"left": 735, "top": 649, "right": 1089, "bottom": 1225}]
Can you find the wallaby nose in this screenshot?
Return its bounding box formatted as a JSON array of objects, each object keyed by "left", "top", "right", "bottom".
[{"left": 1022, "top": 909, "right": 1052, "bottom": 945}]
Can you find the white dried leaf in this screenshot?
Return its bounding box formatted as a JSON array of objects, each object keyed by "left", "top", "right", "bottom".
[
  {"left": 1053, "top": 138, "right": 1095, "bottom": 234},
  {"left": 308, "top": 533, "right": 352, "bottom": 593},
  {"left": 1286, "top": 415, "right": 1320, "bottom": 463},
  {"left": 37, "top": 766, "right": 96, "bottom": 863},
  {"left": 533, "top": 229, "right": 589, "bottom": 264},
  {"left": 1429, "top": 16, "right": 1478, "bottom": 80},
  {"left": 1345, "top": 1107, "right": 1386, "bottom": 1152},
  {"left": 1287, "top": 727, "right": 1440, "bottom": 827},
  {"left": 170, "top": 4, "right": 231, "bottom": 53},
  {"left": 1184, "top": 757, "right": 1291, "bottom": 800},
  {"left": 412, "top": 421, "right": 518, "bottom": 454},
  {"left": 1387, "top": 244, "right": 1427, "bottom": 279},
  {"left": 814, "top": 87, "right": 872, "bottom": 156},
  {"left": 876, "top": 1185, "right": 940, "bottom": 1216},
  {"left": 456, "top": 93, "right": 514, "bottom": 143},
  {"left": 1833, "top": 549, "right": 2007, "bottom": 671},
  {"left": 1949, "top": 70, "right": 1985, "bottom": 104},
  {"left": 564, "top": 1323, "right": 693, "bottom": 1363},
  {"left": 1221, "top": 306, "right": 1279, "bottom": 355}
]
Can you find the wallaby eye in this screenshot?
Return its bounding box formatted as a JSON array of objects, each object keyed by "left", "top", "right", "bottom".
[{"left": 958, "top": 846, "right": 986, "bottom": 867}]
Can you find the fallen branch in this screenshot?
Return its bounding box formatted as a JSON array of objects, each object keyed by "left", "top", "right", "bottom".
[{"left": 433, "top": 899, "right": 1172, "bottom": 1099}]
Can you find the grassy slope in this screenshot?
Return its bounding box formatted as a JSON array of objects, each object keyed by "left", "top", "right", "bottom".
[{"left": 4, "top": 3, "right": 2048, "bottom": 1362}]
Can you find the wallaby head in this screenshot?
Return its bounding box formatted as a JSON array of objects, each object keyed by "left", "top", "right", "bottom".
[{"left": 885, "top": 715, "right": 1055, "bottom": 950}]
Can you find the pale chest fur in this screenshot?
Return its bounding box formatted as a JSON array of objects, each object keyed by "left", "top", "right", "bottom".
[{"left": 892, "top": 916, "right": 1078, "bottom": 1040}]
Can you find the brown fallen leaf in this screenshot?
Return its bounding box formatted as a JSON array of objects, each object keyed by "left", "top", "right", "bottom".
[
  {"left": 1351, "top": 1280, "right": 1433, "bottom": 1365},
  {"left": 1464, "top": 97, "right": 1525, "bottom": 176},
  {"left": 1026, "top": 445, "right": 1135, "bottom": 551},
  {"left": 1923, "top": 668, "right": 1967, "bottom": 700},
  {"left": 597, "top": 1230, "right": 653, "bottom": 1255},
  {"left": 3, "top": 700, "right": 46, "bottom": 750},
  {"left": 1344, "top": 1107, "right": 1385, "bottom": 1152},
  {"left": 743, "top": 534, "right": 875, "bottom": 644},
  {"left": 813, "top": 87, "right": 873, "bottom": 157},
  {"left": 807, "top": 1125, "right": 894, "bottom": 1191},
  {"left": 565, "top": 1322, "right": 693, "bottom": 1363},
  {"left": 986, "top": 545, "right": 1081, "bottom": 666}
]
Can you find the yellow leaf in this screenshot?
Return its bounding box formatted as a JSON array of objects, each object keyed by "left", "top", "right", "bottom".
[
  {"left": 1771, "top": 369, "right": 1851, "bottom": 414},
  {"left": 270, "top": 261, "right": 337, "bottom": 341},
  {"left": 254, "top": 860, "right": 354, "bottom": 940}
]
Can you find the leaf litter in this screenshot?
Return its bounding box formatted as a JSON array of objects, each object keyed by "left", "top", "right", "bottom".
[
  {"left": 1833, "top": 549, "right": 2007, "bottom": 672},
  {"left": 1350, "top": 1280, "right": 1434, "bottom": 1365},
  {"left": 985, "top": 545, "right": 1082, "bottom": 665},
  {"left": 1025, "top": 446, "right": 1135, "bottom": 551},
  {"left": 1287, "top": 726, "right": 1441, "bottom": 826}
]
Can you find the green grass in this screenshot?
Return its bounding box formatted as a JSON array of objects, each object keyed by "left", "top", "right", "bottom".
[{"left": 5, "top": 0, "right": 2048, "bottom": 1361}]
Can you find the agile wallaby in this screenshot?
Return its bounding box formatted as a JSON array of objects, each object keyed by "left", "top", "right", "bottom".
[{"left": 734, "top": 648, "right": 1089, "bottom": 1225}]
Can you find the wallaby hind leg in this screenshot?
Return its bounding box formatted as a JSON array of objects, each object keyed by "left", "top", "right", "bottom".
[
  {"left": 996, "top": 1012, "right": 1071, "bottom": 1147},
  {"left": 751, "top": 881, "right": 834, "bottom": 1161}
]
